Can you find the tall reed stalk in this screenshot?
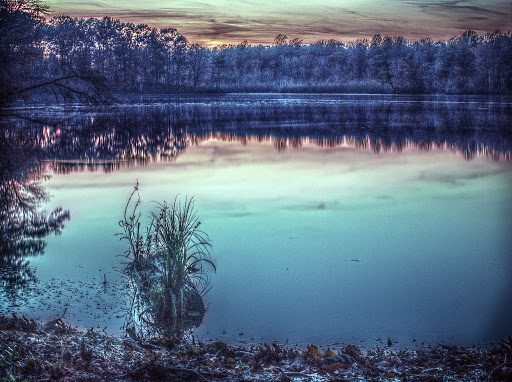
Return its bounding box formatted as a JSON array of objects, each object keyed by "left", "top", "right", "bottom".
[
  {"left": 152, "top": 196, "right": 214, "bottom": 326},
  {"left": 118, "top": 181, "right": 214, "bottom": 338}
]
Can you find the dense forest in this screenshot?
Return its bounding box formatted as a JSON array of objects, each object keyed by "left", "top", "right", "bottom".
[{"left": 1, "top": 0, "right": 511, "bottom": 105}]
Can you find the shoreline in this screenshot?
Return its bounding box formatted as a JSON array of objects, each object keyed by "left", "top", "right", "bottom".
[{"left": 1, "top": 315, "right": 511, "bottom": 381}]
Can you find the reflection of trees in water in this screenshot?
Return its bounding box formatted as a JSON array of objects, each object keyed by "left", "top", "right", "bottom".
[
  {"left": 4, "top": 97, "right": 511, "bottom": 173},
  {"left": 0, "top": 136, "right": 70, "bottom": 298}
]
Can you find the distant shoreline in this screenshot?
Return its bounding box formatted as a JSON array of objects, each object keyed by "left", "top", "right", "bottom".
[{"left": 5, "top": 91, "right": 511, "bottom": 109}]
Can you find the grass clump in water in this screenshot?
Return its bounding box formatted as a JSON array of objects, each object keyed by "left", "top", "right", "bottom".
[{"left": 118, "top": 181, "right": 215, "bottom": 339}]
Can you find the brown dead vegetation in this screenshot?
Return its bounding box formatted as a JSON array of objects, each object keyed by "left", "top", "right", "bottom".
[{"left": 1, "top": 315, "right": 511, "bottom": 381}]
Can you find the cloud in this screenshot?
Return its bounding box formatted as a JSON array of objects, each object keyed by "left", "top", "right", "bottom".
[
  {"left": 46, "top": 0, "right": 511, "bottom": 46},
  {"left": 47, "top": 0, "right": 413, "bottom": 44},
  {"left": 191, "top": 9, "right": 418, "bottom": 45},
  {"left": 405, "top": 0, "right": 508, "bottom": 17},
  {"left": 403, "top": 0, "right": 511, "bottom": 34}
]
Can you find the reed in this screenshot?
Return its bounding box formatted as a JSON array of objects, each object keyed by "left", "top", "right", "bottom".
[
  {"left": 118, "top": 181, "right": 214, "bottom": 338},
  {"left": 151, "top": 196, "right": 214, "bottom": 325}
]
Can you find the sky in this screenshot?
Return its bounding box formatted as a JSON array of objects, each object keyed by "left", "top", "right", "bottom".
[{"left": 44, "top": 0, "right": 512, "bottom": 46}]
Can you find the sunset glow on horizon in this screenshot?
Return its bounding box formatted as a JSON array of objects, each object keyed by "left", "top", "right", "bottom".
[{"left": 44, "top": 0, "right": 512, "bottom": 46}]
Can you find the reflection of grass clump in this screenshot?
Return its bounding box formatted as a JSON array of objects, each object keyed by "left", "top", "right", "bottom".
[{"left": 119, "top": 181, "right": 214, "bottom": 338}]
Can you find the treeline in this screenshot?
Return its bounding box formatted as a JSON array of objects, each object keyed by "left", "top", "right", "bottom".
[
  {"left": 198, "top": 31, "right": 512, "bottom": 94},
  {"left": 1, "top": 0, "right": 511, "bottom": 105}
]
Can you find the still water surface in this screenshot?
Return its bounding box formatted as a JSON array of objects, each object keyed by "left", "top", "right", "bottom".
[{"left": 1, "top": 94, "right": 511, "bottom": 349}]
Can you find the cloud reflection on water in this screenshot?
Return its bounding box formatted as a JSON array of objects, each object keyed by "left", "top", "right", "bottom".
[{"left": 2, "top": 94, "right": 511, "bottom": 346}]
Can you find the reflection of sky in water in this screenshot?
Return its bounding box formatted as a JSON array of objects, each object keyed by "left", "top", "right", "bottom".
[{"left": 9, "top": 139, "right": 512, "bottom": 348}]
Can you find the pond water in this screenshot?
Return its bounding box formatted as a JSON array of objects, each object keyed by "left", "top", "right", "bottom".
[{"left": 1, "top": 94, "right": 511, "bottom": 349}]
